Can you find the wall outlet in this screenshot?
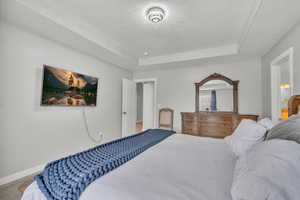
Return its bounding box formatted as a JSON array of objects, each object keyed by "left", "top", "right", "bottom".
[{"left": 98, "top": 131, "right": 103, "bottom": 137}]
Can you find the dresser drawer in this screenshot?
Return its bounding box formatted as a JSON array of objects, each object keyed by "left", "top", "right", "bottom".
[
  {"left": 198, "top": 114, "right": 233, "bottom": 122},
  {"left": 199, "top": 122, "right": 233, "bottom": 130},
  {"left": 200, "top": 125, "right": 233, "bottom": 137},
  {"left": 181, "top": 112, "right": 258, "bottom": 138},
  {"left": 198, "top": 120, "right": 233, "bottom": 126},
  {"left": 181, "top": 113, "right": 196, "bottom": 120}
]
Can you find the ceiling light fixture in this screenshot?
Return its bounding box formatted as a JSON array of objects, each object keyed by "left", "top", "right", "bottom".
[{"left": 146, "top": 7, "right": 165, "bottom": 23}]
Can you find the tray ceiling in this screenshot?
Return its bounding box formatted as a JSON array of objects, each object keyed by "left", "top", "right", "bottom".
[{"left": 1, "top": 0, "right": 300, "bottom": 70}]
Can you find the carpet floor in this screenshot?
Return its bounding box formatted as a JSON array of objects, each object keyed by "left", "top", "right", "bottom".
[{"left": 0, "top": 174, "right": 36, "bottom": 200}]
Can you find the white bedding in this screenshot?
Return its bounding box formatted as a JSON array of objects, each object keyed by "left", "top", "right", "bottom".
[
  {"left": 231, "top": 139, "right": 300, "bottom": 200},
  {"left": 22, "top": 134, "right": 237, "bottom": 200}
]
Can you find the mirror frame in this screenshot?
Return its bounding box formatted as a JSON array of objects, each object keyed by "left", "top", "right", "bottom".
[{"left": 195, "top": 73, "right": 239, "bottom": 113}]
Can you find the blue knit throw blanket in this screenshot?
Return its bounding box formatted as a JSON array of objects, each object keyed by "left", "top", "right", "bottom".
[{"left": 35, "top": 129, "right": 175, "bottom": 200}]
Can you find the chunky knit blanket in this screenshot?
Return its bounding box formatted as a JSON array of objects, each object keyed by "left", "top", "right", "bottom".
[{"left": 35, "top": 129, "right": 175, "bottom": 200}]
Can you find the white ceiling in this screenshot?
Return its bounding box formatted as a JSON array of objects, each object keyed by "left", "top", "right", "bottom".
[
  {"left": 52, "top": 0, "right": 254, "bottom": 57},
  {"left": 1, "top": 0, "right": 300, "bottom": 71}
]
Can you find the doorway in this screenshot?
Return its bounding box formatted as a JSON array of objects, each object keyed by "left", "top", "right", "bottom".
[
  {"left": 271, "top": 47, "right": 294, "bottom": 122},
  {"left": 135, "top": 79, "right": 157, "bottom": 133}
]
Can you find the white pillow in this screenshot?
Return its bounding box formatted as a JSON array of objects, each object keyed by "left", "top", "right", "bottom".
[
  {"left": 224, "top": 119, "right": 267, "bottom": 156},
  {"left": 231, "top": 139, "right": 300, "bottom": 200},
  {"left": 258, "top": 118, "right": 276, "bottom": 130}
]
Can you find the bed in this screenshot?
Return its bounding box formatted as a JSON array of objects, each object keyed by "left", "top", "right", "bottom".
[
  {"left": 23, "top": 135, "right": 236, "bottom": 200},
  {"left": 22, "top": 95, "right": 300, "bottom": 200}
]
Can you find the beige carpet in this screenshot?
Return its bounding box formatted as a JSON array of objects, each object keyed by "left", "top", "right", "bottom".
[
  {"left": 0, "top": 174, "right": 35, "bottom": 200},
  {"left": 17, "top": 180, "right": 33, "bottom": 194},
  {"left": 136, "top": 121, "right": 143, "bottom": 133}
]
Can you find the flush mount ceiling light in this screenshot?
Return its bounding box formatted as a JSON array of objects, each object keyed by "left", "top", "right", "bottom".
[{"left": 146, "top": 7, "right": 165, "bottom": 23}]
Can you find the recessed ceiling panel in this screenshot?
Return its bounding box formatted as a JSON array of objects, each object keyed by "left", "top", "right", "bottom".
[
  {"left": 21, "top": 0, "right": 255, "bottom": 57},
  {"left": 11, "top": 0, "right": 300, "bottom": 70}
]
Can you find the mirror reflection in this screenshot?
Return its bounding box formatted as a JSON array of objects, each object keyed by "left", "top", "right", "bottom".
[{"left": 199, "top": 80, "right": 233, "bottom": 112}]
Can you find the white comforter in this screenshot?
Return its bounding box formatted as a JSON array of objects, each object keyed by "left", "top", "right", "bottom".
[
  {"left": 22, "top": 134, "right": 237, "bottom": 200},
  {"left": 231, "top": 139, "right": 300, "bottom": 200}
]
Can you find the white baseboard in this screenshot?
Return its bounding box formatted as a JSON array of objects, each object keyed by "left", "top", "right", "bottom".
[{"left": 0, "top": 164, "right": 45, "bottom": 186}]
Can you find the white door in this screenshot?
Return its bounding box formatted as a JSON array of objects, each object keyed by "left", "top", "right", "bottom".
[
  {"left": 271, "top": 65, "right": 281, "bottom": 122},
  {"left": 122, "top": 78, "right": 137, "bottom": 137},
  {"left": 143, "top": 82, "right": 155, "bottom": 130},
  {"left": 271, "top": 48, "right": 294, "bottom": 122}
]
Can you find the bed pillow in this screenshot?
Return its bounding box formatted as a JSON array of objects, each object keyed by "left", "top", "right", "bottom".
[
  {"left": 231, "top": 139, "right": 300, "bottom": 200},
  {"left": 266, "top": 114, "right": 300, "bottom": 144},
  {"left": 258, "top": 118, "right": 276, "bottom": 130},
  {"left": 224, "top": 119, "right": 267, "bottom": 157}
]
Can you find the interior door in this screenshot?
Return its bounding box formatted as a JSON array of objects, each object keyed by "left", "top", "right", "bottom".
[
  {"left": 271, "top": 65, "right": 281, "bottom": 122},
  {"left": 122, "top": 78, "right": 137, "bottom": 137},
  {"left": 143, "top": 82, "right": 155, "bottom": 130}
]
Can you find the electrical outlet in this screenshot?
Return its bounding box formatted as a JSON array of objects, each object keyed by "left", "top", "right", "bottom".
[{"left": 98, "top": 132, "right": 103, "bottom": 137}]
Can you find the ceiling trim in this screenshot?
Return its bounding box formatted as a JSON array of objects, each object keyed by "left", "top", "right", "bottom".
[
  {"left": 1, "top": 0, "right": 137, "bottom": 70},
  {"left": 16, "top": 0, "right": 133, "bottom": 60},
  {"left": 5, "top": 0, "right": 276, "bottom": 71},
  {"left": 138, "top": 44, "right": 239, "bottom": 66},
  {"left": 138, "top": 0, "right": 264, "bottom": 67},
  {"left": 238, "top": 0, "right": 263, "bottom": 49}
]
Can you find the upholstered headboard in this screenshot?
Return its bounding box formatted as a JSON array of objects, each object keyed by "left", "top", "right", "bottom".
[{"left": 288, "top": 95, "right": 300, "bottom": 116}]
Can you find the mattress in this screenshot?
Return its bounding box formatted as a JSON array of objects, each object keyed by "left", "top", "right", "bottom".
[{"left": 22, "top": 134, "right": 237, "bottom": 200}]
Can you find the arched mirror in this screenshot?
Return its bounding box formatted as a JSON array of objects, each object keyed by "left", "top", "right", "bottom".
[{"left": 195, "top": 73, "right": 239, "bottom": 113}]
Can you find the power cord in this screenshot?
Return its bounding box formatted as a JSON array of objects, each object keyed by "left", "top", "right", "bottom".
[{"left": 82, "top": 108, "right": 103, "bottom": 143}]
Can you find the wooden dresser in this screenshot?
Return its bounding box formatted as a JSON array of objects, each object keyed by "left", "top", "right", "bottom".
[
  {"left": 180, "top": 73, "right": 259, "bottom": 138},
  {"left": 181, "top": 112, "right": 258, "bottom": 138}
]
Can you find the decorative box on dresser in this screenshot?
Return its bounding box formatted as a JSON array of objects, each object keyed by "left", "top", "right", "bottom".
[{"left": 181, "top": 73, "right": 259, "bottom": 138}]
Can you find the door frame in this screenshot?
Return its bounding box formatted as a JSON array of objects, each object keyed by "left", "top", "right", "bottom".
[
  {"left": 134, "top": 78, "right": 158, "bottom": 129},
  {"left": 270, "top": 47, "right": 294, "bottom": 121}
]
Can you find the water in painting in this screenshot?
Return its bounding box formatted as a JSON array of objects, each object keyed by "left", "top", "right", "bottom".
[{"left": 41, "top": 65, "right": 98, "bottom": 106}]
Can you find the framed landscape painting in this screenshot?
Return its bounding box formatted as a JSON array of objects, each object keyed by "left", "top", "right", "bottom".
[{"left": 41, "top": 65, "right": 98, "bottom": 106}]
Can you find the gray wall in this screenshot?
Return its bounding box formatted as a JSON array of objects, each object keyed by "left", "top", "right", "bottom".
[
  {"left": 262, "top": 22, "right": 300, "bottom": 117},
  {"left": 134, "top": 58, "right": 263, "bottom": 132},
  {"left": 0, "top": 21, "right": 131, "bottom": 178}
]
